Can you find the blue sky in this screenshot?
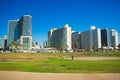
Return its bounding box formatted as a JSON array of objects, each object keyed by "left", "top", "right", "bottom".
[{"left": 0, "top": 0, "right": 120, "bottom": 45}]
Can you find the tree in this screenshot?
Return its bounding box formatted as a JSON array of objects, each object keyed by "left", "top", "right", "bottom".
[
  {"left": 17, "top": 44, "right": 22, "bottom": 51},
  {"left": 10, "top": 41, "right": 17, "bottom": 52}
]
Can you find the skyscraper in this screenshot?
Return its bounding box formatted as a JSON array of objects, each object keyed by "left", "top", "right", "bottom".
[
  {"left": 8, "top": 20, "right": 19, "bottom": 46},
  {"left": 8, "top": 15, "right": 32, "bottom": 50},
  {"left": 19, "top": 15, "right": 32, "bottom": 50},
  {"left": 101, "top": 28, "right": 111, "bottom": 47},
  {"left": 2, "top": 35, "right": 7, "bottom": 50},
  {"left": 80, "top": 26, "right": 101, "bottom": 49},
  {"left": 48, "top": 24, "right": 72, "bottom": 50},
  {"left": 43, "top": 40, "right": 48, "bottom": 48},
  {"left": 19, "top": 15, "right": 32, "bottom": 36},
  {"left": 91, "top": 26, "right": 101, "bottom": 49},
  {"left": 110, "top": 29, "right": 118, "bottom": 47},
  {"left": 72, "top": 32, "right": 81, "bottom": 50}
]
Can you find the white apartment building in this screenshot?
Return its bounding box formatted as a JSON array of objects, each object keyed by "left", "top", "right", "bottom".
[
  {"left": 81, "top": 26, "right": 101, "bottom": 49},
  {"left": 48, "top": 24, "right": 72, "bottom": 50},
  {"left": 110, "top": 29, "right": 118, "bottom": 47}
]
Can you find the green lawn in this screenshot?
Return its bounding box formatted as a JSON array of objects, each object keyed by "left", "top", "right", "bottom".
[{"left": 0, "top": 52, "right": 120, "bottom": 73}]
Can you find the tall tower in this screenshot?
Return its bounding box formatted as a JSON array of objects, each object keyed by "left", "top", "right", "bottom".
[
  {"left": 2, "top": 35, "right": 7, "bottom": 50},
  {"left": 90, "top": 26, "right": 96, "bottom": 49},
  {"left": 19, "top": 15, "right": 32, "bottom": 36},
  {"left": 7, "top": 15, "right": 32, "bottom": 50},
  {"left": 90, "top": 26, "right": 101, "bottom": 49},
  {"left": 48, "top": 24, "right": 72, "bottom": 50},
  {"left": 110, "top": 29, "right": 118, "bottom": 47},
  {"left": 19, "top": 15, "right": 32, "bottom": 50},
  {"left": 80, "top": 26, "right": 101, "bottom": 49},
  {"left": 101, "top": 28, "right": 111, "bottom": 47},
  {"left": 48, "top": 29, "right": 53, "bottom": 47},
  {"left": 8, "top": 20, "right": 19, "bottom": 46},
  {"left": 63, "top": 24, "right": 72, "bottom": 49}
]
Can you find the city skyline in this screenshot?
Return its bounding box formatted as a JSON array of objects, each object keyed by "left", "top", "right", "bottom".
[{"left": 0, "top": 0, "right": 120, "bottom": 45}]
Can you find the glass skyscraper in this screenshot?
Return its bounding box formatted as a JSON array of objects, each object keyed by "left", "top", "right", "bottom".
[
  {"left": 101, "top": 28, "right": 111, "bottom": 47},
  {"left": 8, "top": 20, "right": 19, "bottom": 46},
  {"left": 19, "top": 15, "right": 32, "bottom": 36},
  {"left": 8, "top": 15, "right": 32, "bottom": 50}
]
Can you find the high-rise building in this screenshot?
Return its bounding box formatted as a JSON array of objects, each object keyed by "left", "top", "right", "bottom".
[
  {"left": 43, "top": 40, "right": 48, "bottom": 48},
  {"left": 19, "top": 15, "right": 32, "bottom": 36},
  {"left": 8, "top": 15, "right": 32, "bottom": 50},
  {"left": 80, "top": 26, "right": 101, "bottom": 49},
  {"left": 80, "top": 30, "right": 90, "bottom": 49},
  {"left": 91, "top": 26, "right": 101, "bottom": 49},
  {"left": 110, "top": 29, "right": 118, "bottom": 47},
  {"left": 2, "top": 35, "right": 7, "bottom": 50},
  {"left": 8, "top": 20, "right": 19, "bottom": 46},
  {"left": 19, "top": 15, "right": 32, "bottom": 50},
  {"left": 48, "top": 24, "right": 72, "bottom": 50},
  {"left": 72, "top": 32, "right": 81, "bottom": 50},
  {"left": 101, "top": 28, "right": 111, "bottom": 47}
]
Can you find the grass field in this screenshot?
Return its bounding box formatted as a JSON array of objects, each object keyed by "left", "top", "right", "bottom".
[{"left": 0, "top": 52, "right": 120, "bottom": 73}]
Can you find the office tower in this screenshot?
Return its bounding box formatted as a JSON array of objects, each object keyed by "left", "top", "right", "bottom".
[
  {"left": 19, "top": 15, "right": 32, "bottom": 50},
  {"left": 80, "top": 26, "right": 101, "bottom": 49},
  {"left": 8, "top": 20, "right": 19, "bottom": 46},
  {"left": 72, "top": 32, "right": 81, "bottom": 50},
  {"left": 101, "top": 28, "right": 111, "bottom": 47},
  {"left": 110, "top": 29, "right": 118, "bottom": 47},
  {"left": 48, "top": 24, "right": 72, "bottom": 50},
  {"left": 43, "top": 40, "right": 48, "bottom": 48},
  {"left": 8, "top": 15, "right": 32, "bottom": 50},
  {"left": 19, "top": 15, "right": 32, "bottom": 36},
  {"left": 2, "top": 35, "right": 7, "bottom": 50}
]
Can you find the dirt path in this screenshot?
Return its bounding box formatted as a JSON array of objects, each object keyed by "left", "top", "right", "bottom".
[
  {"left": 0, "top": 71, "right": 120, "bottom": 80},
  {"left": 65, "top": 57, "right": 120, "bottom": 60}
]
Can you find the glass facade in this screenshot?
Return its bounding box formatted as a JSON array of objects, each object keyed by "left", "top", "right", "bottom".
[
  {"left": 20, "top": 36, "right": 32, "bottom": 50},
  {"left": 19, "top": 15, "right": 32, "bottom": 36},
  {"left": 8, "top": 15, "right": 32, "bottom": 50},
  {"left": 8, "top": 20, "right": 19, "bottom": 46},
  {"left": 22, "top": 37, "right": 30, "bottom": 50},
  {"left": 101, "top": 28, "right": 110, "bottom": 47}
]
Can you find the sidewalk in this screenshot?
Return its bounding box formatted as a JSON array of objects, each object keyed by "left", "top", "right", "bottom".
[
  {"left": 0, "top": 71, "right": 120, "bottom": 80},
  {"left": 65, "top": 57, "right": 120, "bottom": 60}
]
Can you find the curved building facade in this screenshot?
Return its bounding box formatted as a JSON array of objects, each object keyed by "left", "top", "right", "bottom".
[{"left": 48, "top": 24, "right": 72, "bottom": 50}]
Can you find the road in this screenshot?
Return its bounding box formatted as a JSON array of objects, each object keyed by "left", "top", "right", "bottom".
[
  {"left": 0, "top": 71, "right": 120, "bottom": 80},
  {"left": 65, "top": 57, "right": 120, "bottom": 60}
]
